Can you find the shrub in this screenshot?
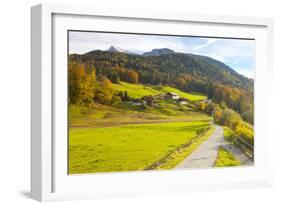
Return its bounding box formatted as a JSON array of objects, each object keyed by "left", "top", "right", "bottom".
[
  {"left": 241, "top": 109, "right": 254, "bottom": 124},
  {"left": 218, "top": 108, "right": 242, "bottom": 130},
  {"left": 235, "top": 123, "right": 254, "bottom": 145},
  {"left": 111, "top": 95, "right": 122, "bottom": 105}
]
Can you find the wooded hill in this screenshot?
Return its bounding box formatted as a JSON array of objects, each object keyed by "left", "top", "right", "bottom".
[{"left": 69, "top": 48, "right": 254, "bottom": 124}]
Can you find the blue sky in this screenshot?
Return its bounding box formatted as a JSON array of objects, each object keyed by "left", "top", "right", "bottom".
[{"left": 69, "top": 31, "right": 255, "bottom": 78}]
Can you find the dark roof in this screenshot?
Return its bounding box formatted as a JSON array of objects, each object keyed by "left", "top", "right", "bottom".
[{"left": 166, "top": 92, "right": 178, "bottom": 96}]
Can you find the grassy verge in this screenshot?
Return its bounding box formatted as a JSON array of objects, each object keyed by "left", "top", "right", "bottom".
[
  {"left": 214, "top": 147, "right": 240, "bottom": 167},
  {"left": 223, "top": 126, "right": 254, "bottom": 160},
  {"left": 69, "top": 121, "right": 211, "bottom": 174}
]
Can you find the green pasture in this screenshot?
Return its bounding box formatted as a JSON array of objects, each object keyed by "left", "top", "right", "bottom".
[
  {"left": 69, "top": 121, "right": 212, "bottom": 174},
  {"left": 155, "top": 85, "right": 207, "bottom": 101},
  {"left": 155, "top": 126, "right": 215, "bottom": 169},
  {"left": 68, "top": 82, "right": 212, "bottom": 174},
  {"left": 112, "top": 81, "right": 160, "bottom": 98},
  {"left": 69, "top": 103, "right": 212, "bottom": 128},
  {"left": 112, "top": 81, "right": 206, "bottom": 101}
]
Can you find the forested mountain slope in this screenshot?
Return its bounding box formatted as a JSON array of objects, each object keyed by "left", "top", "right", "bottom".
[{"left": 69, "top": 48, "right": 254, "bottom": 123}]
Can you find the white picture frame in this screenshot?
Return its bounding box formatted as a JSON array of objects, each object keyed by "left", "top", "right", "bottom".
[{"left": 31, "top": 3, "right": 274, "bottom": 202}]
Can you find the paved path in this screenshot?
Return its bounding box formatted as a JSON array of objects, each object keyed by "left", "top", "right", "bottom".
[
  {"left": 175, "top": 124, "right": 253, "bottom": 169},
  {"left": 176, "top": 124, "right": 227, "bottom": 169}
]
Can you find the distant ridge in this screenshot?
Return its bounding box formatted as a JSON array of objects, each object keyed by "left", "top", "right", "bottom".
[
  {"left": 143, "top": 48, "right": 175, "bottom": 57},
  {"left": 70, "top": 47, "right": 253, "bottom": 89}
]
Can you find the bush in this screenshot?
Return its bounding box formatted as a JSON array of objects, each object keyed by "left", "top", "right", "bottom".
[
  {"left": 218, "top": 108, "right": 242, "bottom": 130},
  {"left": 223, "top": 127, "right": 235, "bottom": 141},
  {"left": 241, "top": 109, "right": 254, "bottom": 124},
  {"left": 212, "top": 106, "right": 222, "bottom": 123},
  {"left": 111, "top": 95, "right": 122, "bottom": 105},
  {"left": 235, "top": 123, "right": 254, "bottom": 146}
]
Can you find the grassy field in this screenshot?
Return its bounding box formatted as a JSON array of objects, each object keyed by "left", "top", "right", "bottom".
[
  {"left": 154, "top": 126, "right": 215, "bottom": 169},
  {"left": 155, "top": 85, "right": 207, "bottom": 101},
  {"left": 112, "top": 82, "right": 160, "bottom": 98},
  {"left": 112, "top": 81, "right": 206, "bottom": 101},
  {"left": 214, "top": 147, "right": 240, "bottom": 167},
  {"left": 69, "top": 120, "right": 213, "bottom": 174},
  {"left": 69, "top": 83, "right": 213, "bottom": 174},
  {"left": 69, "top": 103, "right": 211, "bottom": 128}
]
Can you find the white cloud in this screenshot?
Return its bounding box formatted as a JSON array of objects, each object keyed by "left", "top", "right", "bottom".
[
  {"left": 193, "top": 39, "right": 217, "bottom": 51},
  {"left": 69, "top": 32, "right": 189, "bottom": 54}
]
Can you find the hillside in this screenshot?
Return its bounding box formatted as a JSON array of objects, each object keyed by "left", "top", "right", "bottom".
[
  {"left": 111, "top": 81, "right": 206, "bottom": 101},
  {"left": 70, "top": 50, "right": 253, "bottom": 90},
  {"left": 69, "top": 48, "right": 254, "bottom": 123}
]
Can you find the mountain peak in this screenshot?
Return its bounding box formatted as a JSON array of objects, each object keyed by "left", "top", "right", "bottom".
[
  {"left": 107, "top": 46, "right": 128, "bottom": 53},
  {"left": 143, "top": 48, "right": 175, "bottom": 57},
  {"left": 108, "top": 46, "right": 118, "bottom": 52}
]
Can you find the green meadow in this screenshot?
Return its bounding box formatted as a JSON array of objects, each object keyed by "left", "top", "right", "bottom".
[
  {"left": 112, "top": 82, "right": 206, "bottom": 101},
  {"left": 69, "top": 121, "right": 212, "bottom": 174},
  {"left": 68, "top": 82, "right": 214, "bottom": 174}
]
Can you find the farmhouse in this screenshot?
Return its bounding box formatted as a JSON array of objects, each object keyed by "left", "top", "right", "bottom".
[
  {"left": 177, "top": 97, "right": 189, "bottom": 105},
  {"left": 165, "top": 92, "right": 180, "bottom": 100}
]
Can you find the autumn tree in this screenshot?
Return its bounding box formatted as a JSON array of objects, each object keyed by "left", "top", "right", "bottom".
[
  {"left": 68, "top": 62, "right": 96, "bottom": 105},
  {"left": 127, "top": 70, "right": 139, "bottom": 83},
  {"left": 175, "top": 76, "right": 186, "bottom": 90},
  {"left": 198, "top": 101, "right": 207, "bottom": 111},
  {"left": 218, "top": 108, "right": 242, "bottom": 130},
  {"left": 213, "top": 109, "right": 222, "bottom": 123},
  {"left": 94, "top": 76, "right": 113, "bottom": 105},
  {"left": 242, "top": 109, "right": 254, "bottom": 124}
]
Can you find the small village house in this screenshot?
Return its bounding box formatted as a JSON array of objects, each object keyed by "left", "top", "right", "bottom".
[
  {"left": 177, "top": 97, "right": 189, "bottom": 105},
  {"left": 165, "top": 92, "right": 180, "bottom": 100}
]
